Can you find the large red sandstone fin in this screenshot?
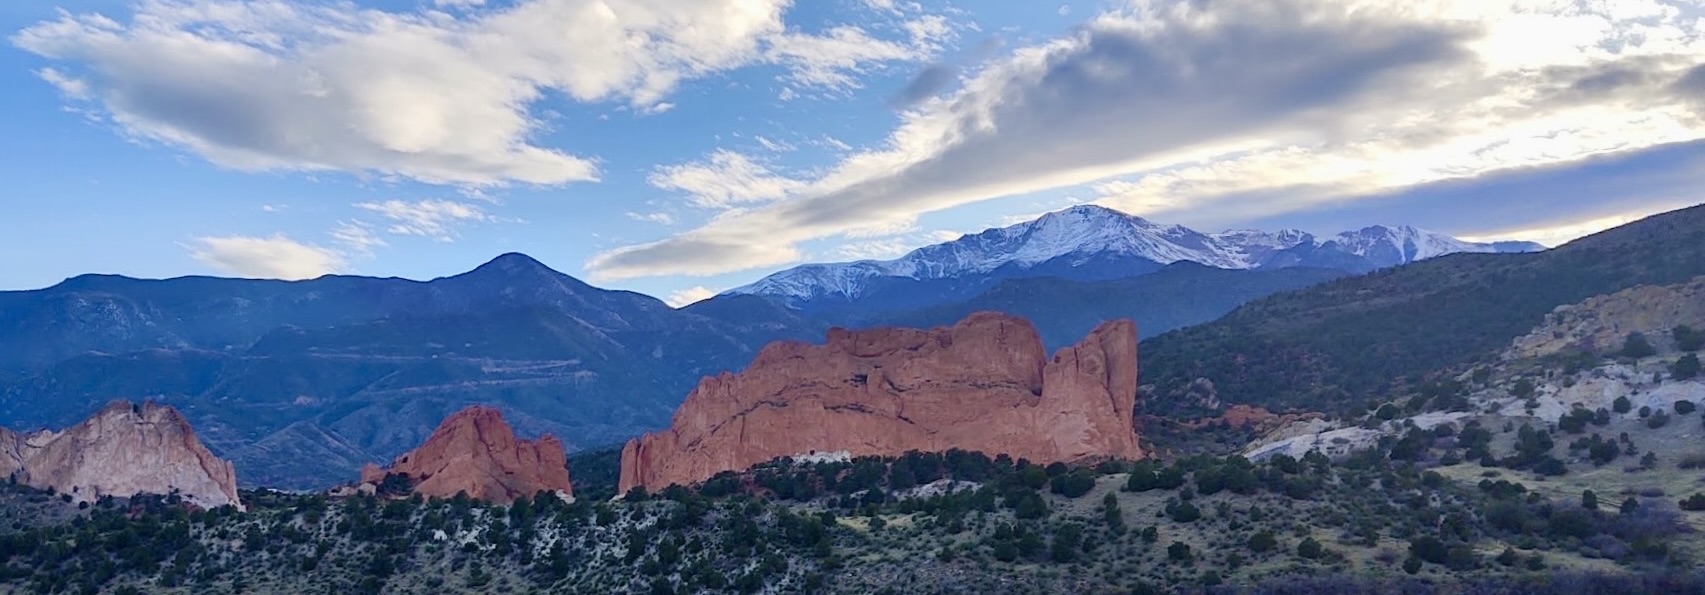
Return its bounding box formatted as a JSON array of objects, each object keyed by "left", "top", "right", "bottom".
[
  {"left": 358, "top": 406, "right": 573, "bottom": 504},
  {"left": 618, "top": 312, "right": 1142, "bottom": 493}
]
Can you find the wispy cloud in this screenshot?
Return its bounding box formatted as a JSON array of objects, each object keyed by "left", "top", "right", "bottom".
[
  {"left": 329, "top": 220, "right": 387, "bottom": 255},
  {"left": 648, "top": 150, "right": 806, "bottom": 209},
  {"left": 626, "top": 211, "right": 676, "bottom": 225},
  {"left": 355, "top": 199, "right": 492, "bottom": 241}
]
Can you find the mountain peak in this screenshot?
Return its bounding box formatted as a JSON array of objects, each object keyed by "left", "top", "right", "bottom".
[
  {"left": 459, "top": 253, "right": 572, "bottom": 283},
  {"left": 478, "top": 252, "right": 551, "bottom": 271}
]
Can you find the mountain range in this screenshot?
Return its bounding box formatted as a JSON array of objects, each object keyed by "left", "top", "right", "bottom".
[
  {"left": 0, "top": 205, "right": 1544, "bottom": 488},
  {"left": 0, "top": 254, "right": 816, "bottom": 489},
  {"left": 726, "top": 205, "right": 1543, "bottom": 310}
]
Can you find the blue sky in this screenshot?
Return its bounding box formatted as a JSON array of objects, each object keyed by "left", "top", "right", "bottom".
[{"left": 3, "top": 0, "right": 1704, "bottom": 305}]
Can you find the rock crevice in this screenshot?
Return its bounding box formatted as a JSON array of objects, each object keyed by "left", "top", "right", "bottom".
[{"left": 620, "top": 312, "right": 1142, "bottom": 493}]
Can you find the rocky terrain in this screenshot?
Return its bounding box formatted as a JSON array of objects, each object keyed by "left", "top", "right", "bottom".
[
  {"left": 1510, "top": 276, "right": 1705, "bottom": 359},
  {"left": 356, "top": 406, "right": 571, "bottom": 504},
  {"left": 0, "top": 401, "right": 241, "bottom": 509},
  {"left": 620, "top": 312, "right": 1141, "bottom": 492}
]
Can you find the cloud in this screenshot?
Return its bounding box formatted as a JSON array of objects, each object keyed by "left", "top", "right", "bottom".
[
  {"left": 766, "top": 25, "right": 925, "bottom": 90},
  {"left": 664, "top": 286, "right": 718, "bottom": 307},
  {"left": 14, "top": 0, "right": 944, "bottom": 187},
  {"left": 355, "top": 199, "right": 491, "bottom": 241},
  {"left": 889, "top": 63, "right": 958, "bottom": 109},
  {"left": 1459, "top": 211, "right": 1660, "bottom": 248},
  {"left": 329, "top": 220, "right": 387, "bottom": 255},
  {"left": 587, "top": 0, "right": 1705, "bottom": 280},
  {"left": 626, "top": 211, "right": 676, "bottom": 225},
  {"left": 36, "top": 68, "right": 89, "bottom": 99},
  {"left": 188, "top": 235, "right": 343, "bottom": 279},
  {"left": 648, "top": 150, "right": 806, "bottom": 208}
]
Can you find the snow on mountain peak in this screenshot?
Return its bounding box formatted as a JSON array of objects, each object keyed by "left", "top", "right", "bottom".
[{"left": 727, "top": 206, "right": 1544, "bottom": 302}]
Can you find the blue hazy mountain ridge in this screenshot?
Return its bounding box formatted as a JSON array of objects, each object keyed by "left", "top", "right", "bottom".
[{"left": 0, "top": 253, "right": 820, "bottom": 489}]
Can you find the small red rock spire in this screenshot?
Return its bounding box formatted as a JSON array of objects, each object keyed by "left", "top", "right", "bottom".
[{"left": 360, "top": 406, "right": 572, "bottom": 503}]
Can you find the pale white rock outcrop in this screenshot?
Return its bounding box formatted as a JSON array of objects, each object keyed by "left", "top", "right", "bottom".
[{"left": 1, "top": 401, "right": 243, "bottom": 510}]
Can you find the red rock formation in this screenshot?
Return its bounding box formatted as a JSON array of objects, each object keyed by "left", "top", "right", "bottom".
[
  {"left": 359, "top": 406, "right": 572, "bottom": 503},
  {"left": 620, "top": 312, "right": 1142, "bottom": 493},
  {"left": 1, "top": 401, "right": 242, "bottom": 510}
]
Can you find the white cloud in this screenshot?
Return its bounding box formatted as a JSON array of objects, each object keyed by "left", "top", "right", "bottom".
[
  {"left": 355, "top": 199, "right": 491, "bottom": 241},
  {"left": 586, "top": 0, "right": 1705, "bottom": 280},
  {"left": 664, "top": 285, "right": 718, "bottom": 307},
  {"left": 188, "top": 234, "right": 343, "bottom": 279},
  {"left": 648, "top": 149, "right": 806, "bottom": 208},
  {"left": 15, "top": 1, "right": 950, "bottom": 188},
  {"left": 36, "top": 68, "right": 89, "bottom": 99},
  {"left": 626, "top": 211, "right": 676, "bottom": 225},
  {"left": 329, "top": 220, "right": 387, "bottom": 255},
  {"left": 766, "top": 25, "right": 924, "bottom": 89},
  {"left": 754, "top": 135, "right": 795, "bottom": 152}
]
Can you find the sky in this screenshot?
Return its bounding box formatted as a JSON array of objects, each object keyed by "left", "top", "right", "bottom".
[{"left": 3, "top": 0, "right": 1705, "bottom": 306}]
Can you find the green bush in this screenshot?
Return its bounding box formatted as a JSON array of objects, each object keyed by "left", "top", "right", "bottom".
[
  {"left": 1674, "top": 354, "right": 1701, "bottom": 381},
  {"left": 1680, "top": 493, "right": 1705, "bottom": 511},
  {"left": 1296, "top": 537, "right": 1323, "bottom": 559},
  {"left": 1676, "top": 325, "right": 1704, "bottom": 352},
  {"left": 1623, "top": 332, "right": 1657, "bottom": 359},
  {"left": 1247, "top": 530, "right": 1277, "bottom": 553}
]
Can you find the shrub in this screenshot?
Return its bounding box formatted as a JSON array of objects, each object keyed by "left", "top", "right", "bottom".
[
  {"left": 1648, "top": 410, "right": 1671, "bottom": 429},
  {"left": 1677, "top": 400, "right": 1698, "bottom": 415},
  {"left": 1247, "top": 531, "right": 1277, "bottom": 553},
  {"left": 1402, "top": 556, "right": 1423, "bottom": 574},
  {"left": 1167, "top": 541, "right": 1193, "bottom": 563},
  {"left": 1676, "top": 325, "right": 1704, "bottom": 352},
  {"left": 1680, "top": 493, "right": 1705, "bottom": 511},
  {"left": 1511, "top": 378, "right": 1536, "bottom": 399},
  {"left": 1296, "top": 537, "right": 1323, "bottom": 560},
  {"left": 1496, "top": 547, "right": 1519, "bottom": 567},
  {"left": 1168, "top": 501, "right": 1201, "bottom": 523},
  {"left": 1623, "top": 333, "right": 1657, "bottom": 359},
  {"left": 1614, "top": 396, "right": 1632, "bottom": 414},
  {"left": 1409, "top": 536, "right": 1448, "bottom": 565},
  {"left": 1675, "top": 354, "right": 1702, "bottom": 381},
  {"left": 1049, "top": 471, "right": 1096, "bottom": 499}
]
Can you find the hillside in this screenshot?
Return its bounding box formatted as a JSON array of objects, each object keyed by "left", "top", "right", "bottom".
[{"left": 1139, "top": 202, "right": 1705, "bottom": 417}]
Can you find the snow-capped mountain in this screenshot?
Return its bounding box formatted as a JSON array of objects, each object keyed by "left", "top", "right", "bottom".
[{"left": 728, "top": 205, "right": 1544, "bottom": 304}]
